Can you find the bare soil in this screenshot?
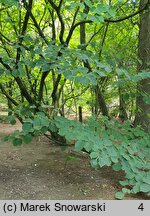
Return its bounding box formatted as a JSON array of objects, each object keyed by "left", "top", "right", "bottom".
[{"left": 0, "top": 120, "right": 148, "bottom": 200}]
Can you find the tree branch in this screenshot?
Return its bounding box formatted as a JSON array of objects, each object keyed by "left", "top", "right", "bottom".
[
  {"left": 39, "top": 5, "right": 47, "bottom": 27},
  {"left": 0, "top": 35, "right": 11, "bottom": 57},
  {"left": 28, "top": 11, "right": 48, "bottom": 44},
  {"left": 105, "top": 1, "right": 150, "bottom": 23},
  {"left": 0, "top": 57, "right": 11, "bottom": 71},
  {"left": 0, "top": 83, "right": 19, "bottom": 106},
  {"left": 58, "top": 0, "right": 63, "bottom": 9},
  {"left": 16, "top": 0, "right": 33, "bottom": 66},
  {"left": 99, "top": 23, "right": 109, "bottom": 58},
  {"left": 0, "top": 32, "right": 14, "bottom": 45},
  {"left": 25, "top": 65, "right": 36, "bottom": 96},
  {"left": 6, "top": 10, "right": 18, "bottom": 36},
  {"left": 23, "top": 1, "right": 48, "bottom": 44},
  {"left": 38, "top": 71, "right": 50, "bottom": 103},
  {"left": 47, "top": 0, "right": 65, "bottom": 43},
  {"left": 66, "top": 1, "right": 149, "bottom": 45},
  {"left": 50, "top": 9, "right": 56, "bottom": 41},
  {"left": 51, "top": 74, "right": 62, "bottom": 104},
  {"left": 86, "top": 26, "right": 104, "bottom": 48},
  {"left": 66, "top": 7, "right": 80, "bottom": 45},
  {"left": 0, "top": 57, "right": 34, "bottom": 104}
]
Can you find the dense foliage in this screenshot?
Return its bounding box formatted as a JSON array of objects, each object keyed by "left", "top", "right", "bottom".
[
  {"left": 3, "top": 109, "right": 150, "bottom": 199},
  {"left": 55, "top": 115, "right": 150, "bottom": 199},
  {"left": 0, "top": 0, "right": 150, "bottom": 199}
]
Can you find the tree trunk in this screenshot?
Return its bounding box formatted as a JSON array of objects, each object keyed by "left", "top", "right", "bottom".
[
  {"left": 118, "top": 87, "right": 128, "bottom": 122},
  {"left": 96, "top": 85, "right": 109, "bottom": 117},
  {"left": 134, "top": 0, "right": 150, "bottom": 133},
  {"left": 7, "top": 81, "right": 13, "bottom": 115}
]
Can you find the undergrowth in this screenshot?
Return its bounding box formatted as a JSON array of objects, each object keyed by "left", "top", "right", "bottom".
[
  {"left": 2, "top": 108, "right": 150, "bottom": 199},
  {"left": 54, "top": 115, "right": 150, "bottom": 199}
]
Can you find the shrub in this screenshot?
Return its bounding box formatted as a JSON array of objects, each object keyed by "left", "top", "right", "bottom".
[
  {"left": 54, "top": 115, "right": 150, "bottom": 199},
  {"left": 3, "top": 109, "right": 150, "bottom": 199}
]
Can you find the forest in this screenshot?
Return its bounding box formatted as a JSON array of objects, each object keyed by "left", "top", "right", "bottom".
[{"left": 0, "top": 0, "right": 150, "bottom": 200}]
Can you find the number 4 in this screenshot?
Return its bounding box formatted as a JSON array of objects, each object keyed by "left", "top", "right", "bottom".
[{"left": 138, "top": 203, "right": 144, "bottom": 211}]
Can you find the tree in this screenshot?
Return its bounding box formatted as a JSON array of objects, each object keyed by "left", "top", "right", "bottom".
[
  {"left": 134, "top": 0, "right": 150, "bottom": 133},
  {"left": 0, "top": 0, "right": 149, "bottom": 120}
]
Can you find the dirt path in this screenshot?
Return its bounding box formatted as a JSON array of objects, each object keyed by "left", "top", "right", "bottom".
[{"left": 0, "top": 121, "right": 148, "bottom": 200}]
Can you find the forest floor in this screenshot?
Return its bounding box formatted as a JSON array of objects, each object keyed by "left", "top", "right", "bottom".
[{"left": 0, "top": 118, "right": 149, "bottom": 200}]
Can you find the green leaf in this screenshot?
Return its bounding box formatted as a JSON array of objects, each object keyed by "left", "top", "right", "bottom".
[
  {"left": 116, "top": 68, "right": 128, "bottom": 76},
  {"left": 41, "top": 126, "right": 48, "bottom": 134},
  {"left": 10, "top": 119, "right": 16, "bottom": 125},
  {"left": 3, "top": 135, "right": 10, "bottom": 142},
  {"left": 90, "top": 152, "right": 99, "bottom": 159},
  {"left": 87, "top": 14, "right": 97, "bottom": 22},
  {"left": 123, "top": 93, "right": 130, "bottom": 101},
  {"left": 94, "top": 4, "right": 108, "bottom": 13},
  {"left": 87, "top": 74, "right": 97, "bottom": 85},
  {"left": 84, "top": 141, "right": 92, "bottom": 152},
  {"left": 143, "top": 174, "right": 150, "bottom": 184},
  {"left": 33, "top": 118, "right": 42, "bottom": 130},
  {"left": 49, "top": 122, "right": 58, "bottom": 132},
  {"left": 97, "top": 16, "right": 104, "bottom": 22},
  {"left": 99, "top": 155, "right": 111, "bottom": 167},
  {"left": 24, "top": 134, "right": 32, "bottom": 144},
  {"left": 105, "top": 139, "right": 113, "bottom": 147},
  {"left": 0, "top": 0, "right": 18, "bottom": 6},
  {"left": 140, "top": 183, "right": 150, "bottom": 193},
  {"left": 112, "top": 163, "right": 122, "bottom": 171},
  {"left": 125, "top": 171, "right": 135, "bottom": 179},
  {"left": 75, "top": 140, "right": 85, "bottom": 151},
  {"left": 13, "top": 138, "right": 22, "bottom": 146},
  {"left": 12, "top": 69, "right": 20, "bottom": 77},
  {"left": 40, "top": 117, "right": 49, "bottom": 127},
  {"left": 143, "top": 96, "right": 150, "bottom": 104},
  {"left": 22, "top": 122, "right": 33, "bottom": 134},
  {"left": 84, "top": 0, "right": 93, "bottom": 8},
  {"left": 135, "top": 173, "right": 145, "bottom": 181},
  {"left": 90, "top": 159, "right": 99, "bottom": 168},
  {"left": 132, "top": 182, "right": 141, "bottom": 193},
  {"left": 119, "top": 180, "right": 129, "bottom": 186},
  {"left": 107, "top": 146, "right": 118, "bottom": 157},
  {"left": 78, "top": 2, "right": 85, "bottom": 10},
  {"left": 0, "top": 68, "right": 4, "bottom": 75},
  {"left": 115, "top": 191, "right": 124, "bottom": 200},
  {"left": 111, "top": 156, "right": 118, "bottom": 163},
  {"left": 122, "top": 188, "right": 130, "bottom": 194},
  {"left": 129, "top": 178, "right": 136, "bottom": 186},
  {"left": 75, "top": 76, "right": 89, "bottom": 85},
  {"left": 58, "top": 127, "right": 68, "bottom": 137},
  {"left": 108, "top": 8, "right": 116, "bottom": 17}
]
